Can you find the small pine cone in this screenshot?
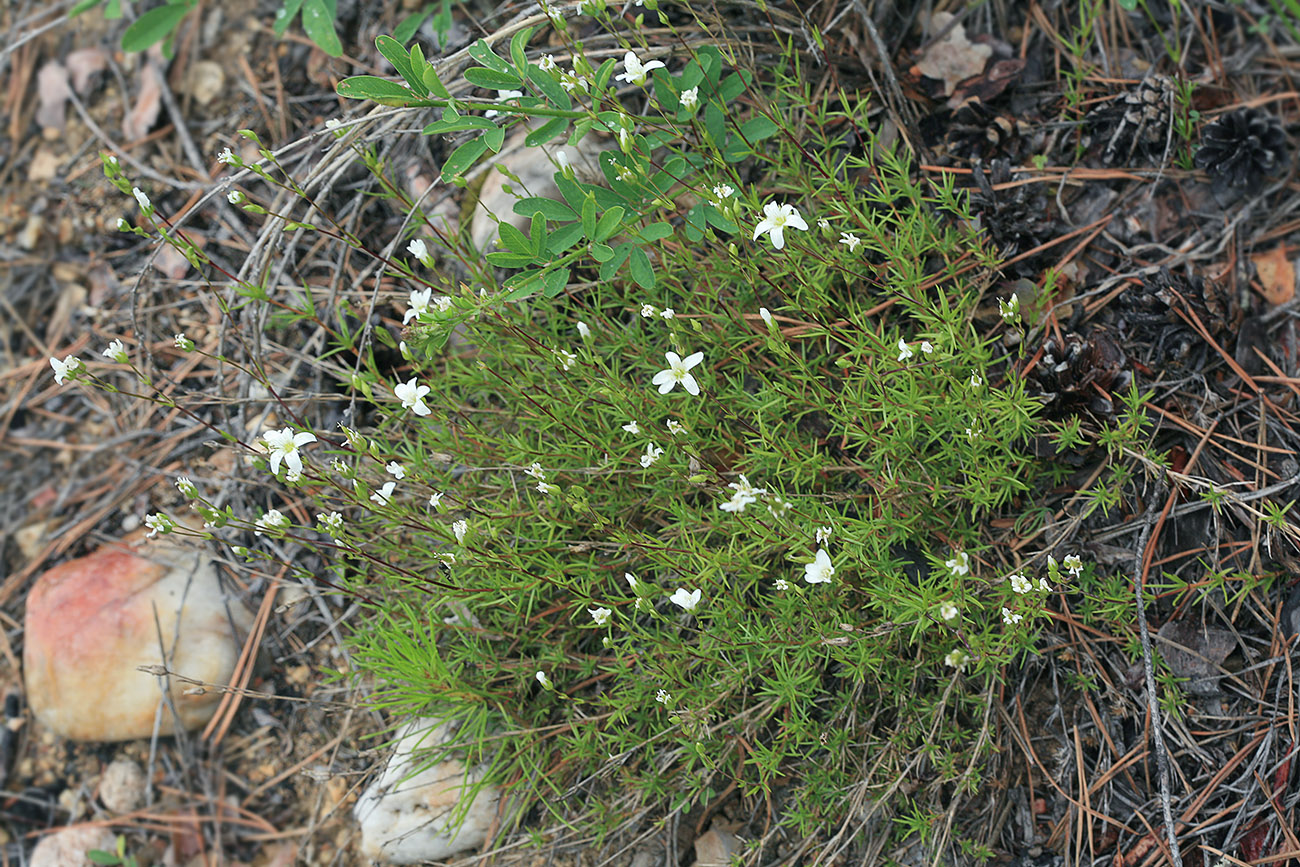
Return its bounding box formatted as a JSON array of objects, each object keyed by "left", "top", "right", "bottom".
[
  {"left": 1194, "top": 108, "right": 1287, "bottom": 189},
  {"left": 1084, "top": 77, "right": 1174, "bottom": 165}
]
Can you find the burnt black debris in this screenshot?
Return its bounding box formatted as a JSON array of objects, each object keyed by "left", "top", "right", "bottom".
[{"left": 1194, "top": 107, "right": 1288, "bottom": 191}]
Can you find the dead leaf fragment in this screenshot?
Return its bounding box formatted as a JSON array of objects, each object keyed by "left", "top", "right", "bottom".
[
  {"left": 1251, "top": 244, "right": 1295, "bottom": 305},
  {"left": 915, "top": 12, "right": 992, "bottom": 96},
  {"left": 66, "top": 48, "right": 108, "bottom": 93},
  {"left": 124, "top": 51, "right": 168, "bottom": 142}
]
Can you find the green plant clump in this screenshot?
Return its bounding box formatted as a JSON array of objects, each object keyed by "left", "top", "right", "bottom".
[{"left": 84, "top": 5, "right": 1103, "bottom": 851}]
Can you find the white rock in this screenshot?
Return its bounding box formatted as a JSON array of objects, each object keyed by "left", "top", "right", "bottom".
[
  {"left": 99, "top": 758, "right": 147, "bottom": 813},
  {"left": 30, "top": 826, "right": 117, "bottom": 867},
  {"left": 354, "top": 719, "right": 500, "bottom": 864}
]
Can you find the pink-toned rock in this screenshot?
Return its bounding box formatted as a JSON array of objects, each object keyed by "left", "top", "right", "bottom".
[{"left": 24, "top": 537, "right": 252, "bottom": 742}]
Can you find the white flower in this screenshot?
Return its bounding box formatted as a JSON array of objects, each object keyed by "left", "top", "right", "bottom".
[
  {"left": 897, "top": 339, "right": 913, "bottom": 362},
  {"left": 452, "top": 519, "right": 468, "bottom": 543},
  {"left": 263, "top": 427, "right": 317, "bottom": 478},
  {"left": 394, "top": 378, "right": 431, "bottom": 416},
  {"left": 132, "top": 187, "right": 151, "bottom": 211},
  {"left": 175, "top": 477, "right": 196, "bottom": 497},
  {"left": 407, "top": 238, "right": 429, "bottom": 264},
  {"left": 385, "top": 461, "right": 405, "bottom": 479},
  {"left": 815, "top": 526, "right": 833, "bottom": 545},
  {"left": 752, "top": 202, "right": 809, "bottom": 250},
  {"left": 945, "top": 551, "right": 970, "bottom": 576},
  {"left": 774, "top": 578, "right": 790, "bottom": 591},
  {"left": 939, "top": 602, "right": 959, "bottom": 623},
  {"left": 429, "top": 491, "right": 444, "bottom": 509},
  {"left": 668, "top": 587, "right": 701, "bottom": 611},
  {"left": 556, "top": 150, "right": 571, "bottom": 174},
  {"left": 217, "top": 147, "right": 236, "bottom": 165},
  {"left": 227, "top": 190, "right": 244, "bottom": 204},
  {"left": 370, "top": 481, "right": 396, "bottom": 505},
  {"left": 719, "top": 489, "right": 756, "bottom": 513},
  {"left": 556, "top": 348, "right": 578, "bottom": 371},
  {"left": 116, "top": 218, "right": 130, "bottom": 231},
  {"left": 651, "top": 351, "right": 704, "bottom": 395},
  {"left": 101, "top": 340, "right": 128, "bottom": 363},
  {"left": 537, "top": 480, "right": 559, "bottom": 494},
  {"left": 839, "top": 232, "right": 862, "bottom": 252},
  {"left": 589, "top": 606, "right": 612, "bottom": 625},
  {"left": 920, "top": 341, "right": 934, "bottom": 354},
  {"left": 536, "top": 671, "right": 552, "bottom": 688},
  {"left": 816, "top": 217, "right": 830, "bottom": 230},
  {"left": 1001, "top": 607, "right": 1023, "bottom": 625},
  {"left": 660, "top": 308, "right": 675, "bottom": 319},
  {"left": 965, "top": 427, "right": 981, "bottom": 441},
  {"left": 577, "top": 321, "right": 591, "bottom": 339},
  {"left": 1063, "top": 554, "right": 1083, "bottom": 575},
  {"left": 759, "top": 307, "right": 773, "bottom": 326},
  {"left": 624, "top": 572, "right": 638, "bottom": 591},
  {"left": 615, "top": 50, "right": 666, "bottom": 86},
  {"left": 324, "top": 118, "right": 342, "bottom": 129},
  {"left": 679, "top": 86, "right": 698, "bottom": 109},
  {"left": 525, "top": 462, "right": 546, "bottom": 479},
  {"left": 434, "top": 296, "right": 453, "bottom": 312},
  {"left": 1039, "top": 577, "right": 1052, "bottom": 592},
  {"left": 999, "top": 293, "right": 1020, "bottom": 322},
  {"left": 621, "top": 420, "right": 641, "bottom": 435},
  {"left": 655, "top": 689, "right": 671, "bottom": 704},
  {"left": 970, "top": 373, "right": 983, "bottom": 389},
  {"left": 666, "top": 420, "right": 684, "bottom": 436},
  {"left": 1009, "top": 573, "right": 1032, "bottom": 594},
  {"left": 804, "top": 548, "right": 835, "bottom": 584},
  {"left": 640, "top": 304, "right": 658, "bottom": 318},
  {"left": 538, "top": 54, "right": 558, "bottom": 71},
  {"left": 174, "top": 333, "right": 193, "bottom": 351},
  {"left": 318, "top": 512, "right": 344, "bottom": 534},
  {"left": 143, "top": 513, "right": 171, "bottom": 538},
  {"left": 639, "top": 442, "right": 664, "bottom": 468},
  {"left": 254, "top": 509, "right": 289, "bottom": 536},
  {"left": 484, "top": 90, "right": 523, "bottom": 118},
  {"left": 944, "top": 649, "right": 970, "bottom": 669}
]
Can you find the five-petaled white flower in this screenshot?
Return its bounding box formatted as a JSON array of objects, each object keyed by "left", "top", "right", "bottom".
[
  {"left": 651, "top": 351, "right": 704, "bottom": 395},
  {"left": 615, "top": 50, "right": 666, "bottom": 86},
  {"left": 939, "top": 602, "right": 959, "bottom": 622},
  {"left": 640, "top": 304, "right": 658, "bottom": 318},
  {"left": 577, "top": 321, "right": 591, "bottom": 339},
  {"left": 804, "top": 548, "right": 835, "bottom": 584},
  {"left": 920, "top": 341, "right": 934, "bottom": 354},
  {"left": 536, "top": 481, "right": 559, "bottom": 494},
  {"left": 175, "top": 477, "right": 197, "bottom": 498},
  {"left": 816, "top": 217, "right": 830, "bottom": 230},
  {"left": 945, "top": 551, "right": 969, "bottom": 576},
  {"left": 660, "top": 308, "right": 675, "bottom": 319},
  {"left": 525, "top": 462, "right": 546, "bottom": 479},
  {"left": 254, "top": 509, "right": 289, "bottom": 536},
  {"left": 1002, "top": 607, "right": 1023, "bottom": 625},
  {"left": 1063, "top": 554, "right": 1083, "bottom": 575},
  {"left": 655, "top": 689, "right": 671, "bottom": 704},
  {"left": 774, "top": 578, "right": 790, "bottom": 591},
  {"left": 970, "top": 373, "right": 983, "bottom": 389},
  {"left": 839, "top": 232, "right": 862, "bottom": 252},
  {"left": 639, "top": 442, "right": 664, "bottom": 468},
  {"left": 669, "top": 587, "right": 701, "bottom": 611},
  {"left": 666, "top": 420, "right": 684, "bottom": 435},
  {"left": 944, "top": 649, "right": 970, "bottom": 669},
  {"left": 452, "top": 519, "right": 468, "bottom": 543},
  {"left": 621, "top": 420, "right": 641, "bottom": 435},
  {"left": 815, "top": 525, "right": 833, "bottom": 545},
  {"left": 318, "top": 512, "right": 344, "bottom": 534},
  {"left": 217, "top": 147, "right": 236, "bottom": 165},
  {"left": 538, "top": 54, "right": 557, "bottom": 71},
  {"left": 227, "top": 190, "right": 244, "bottom": 204},
  {"left": 679, "top": 86, "right": 698, "bottom": 109},
  {"left": 144, "top": 513, "right": 171, "bottom": 538},
  {"left": 429, "top": 491, "right": 444, "bottom": 509},
  {"left": 1009, "top": 573, "right": 1032, "bottom": 594},
  {"left": 753, "top": 202, "right": 808, "bottom": 250},
  {"left": 386, "top": 461, "right": 405, "bottom": 479},
  {"left": 263, "top": 427, "right": 317, "bottom": 478},
  {"left": 395, "top": 378, "right": 431, "bottom": 416},
  {"left": 719, "top": 474, "right": 765, "bottom": 513},
  {"left": 50, "top": 355, "right": 81, "bottom": 385},
  {"left": 174, "top": 333, "right": 193, "bottom": 351},
  {"left": 589, "top": 606, "right": 612, "bottom": 626},
  {"left": 370, "top": 481, "right": 397, "bottom": 506},
  {"left": 897, "top": 339, "right": 913, "bottom": 362},
  {"left": 556, "top": 348, "right": 578, "bottom": 371},
  {"left": 405, "top": 288, "right": 432, "bottom": 325}
]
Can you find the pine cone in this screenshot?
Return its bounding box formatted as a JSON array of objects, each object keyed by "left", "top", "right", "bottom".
[
  {"left": 1194, "top": 108, "right": 1287, "bottom": 190},
  {"left": 970, "top": 160, "right": 1042, "bottom": 253},
  {"left": 1083, "top": 77, "right": 1174, "bottom": 166}
]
